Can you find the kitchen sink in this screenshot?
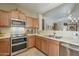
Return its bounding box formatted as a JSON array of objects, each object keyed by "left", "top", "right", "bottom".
[
  {"left": 44, "top": 35, "right": 63, "bottom": 39},
  {"left": 55, "top": 36, "right": 63, "bottom": 39}
]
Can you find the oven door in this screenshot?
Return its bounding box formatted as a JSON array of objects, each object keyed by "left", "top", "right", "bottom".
[
  {"left": 12, "top": 37, "right": 27, "bottom": 44},
  {"left": 11, "top": 37, "right": 27, "bottom": 53},
  {"left": 12, "top": 43, "right": 26, "bottom": 52}
]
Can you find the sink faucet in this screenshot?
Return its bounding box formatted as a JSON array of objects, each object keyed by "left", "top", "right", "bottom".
[{"left": 53, "top": 32, "right": 56, "bottom": 38}]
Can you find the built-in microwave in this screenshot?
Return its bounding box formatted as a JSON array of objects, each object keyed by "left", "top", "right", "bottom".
[{"left": 11, "top": 19, "right": 26, "bottom": 27}]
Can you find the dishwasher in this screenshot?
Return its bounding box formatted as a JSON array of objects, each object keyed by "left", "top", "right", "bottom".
[
  {"left": 60, "top": 42, "right": 79, "bottom": 56},
  {"left": 59, "top": 43, "right": 68, "bottom": 56}
]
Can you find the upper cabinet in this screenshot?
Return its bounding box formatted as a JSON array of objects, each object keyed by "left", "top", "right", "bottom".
[
  {"left": 10, "top": 10, "right": 19, "bottom": 19},
  {"left": 0, "top": 9, "right": 26, "bottom": 27},
  {"left": 0, "top": 9, "right": 39, "bottom": 28},
  {"left": 19, "top": 12, "right": 26, "bottom": 20},
  {"left": 10, "top": 9, "right": 26, "bottom": 20},
  {"left": 26, "top": 16, "right": 39, "bottom": 28},
  {"left": 26, "top": 16, "right": 34, "bottom": 28},
  {"left": 0, "top": 10, "right": 10, "bottom": 27},
  {"left": 33, "top": 18, "right": 39, "bottom": 28}
]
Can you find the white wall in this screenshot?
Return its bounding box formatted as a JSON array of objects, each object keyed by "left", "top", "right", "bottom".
[{"left": 38, "top": 14, "right": 43, "bottom": 31}]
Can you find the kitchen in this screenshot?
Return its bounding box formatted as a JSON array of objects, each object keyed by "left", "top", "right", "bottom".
[{"left": 0, "top": 3, "right": 79, "bottom": 56}]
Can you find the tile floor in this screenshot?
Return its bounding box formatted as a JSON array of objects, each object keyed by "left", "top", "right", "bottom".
[{"left": 16, "top": 48, "right": 46, "bottom": 56}]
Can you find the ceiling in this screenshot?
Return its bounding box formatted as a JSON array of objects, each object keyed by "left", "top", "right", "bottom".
[
  {"left": 16, "top": 3, "right": 62, "bottom": 14},
  {"left": 43, "top": 3, "right": 76, "bottom": 21}
]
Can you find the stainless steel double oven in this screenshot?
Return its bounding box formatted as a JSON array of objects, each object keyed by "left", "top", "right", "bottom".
[{"left": 10, "top": 19, "right": 27, "bottom": 55}]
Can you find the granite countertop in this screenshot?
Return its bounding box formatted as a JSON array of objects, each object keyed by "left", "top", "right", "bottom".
[
  {"left": 27, "top": 34, "right": 79, "bottom": 48},
  {"left": 0, "top": 35, "right": 10, "bottom": 39}
]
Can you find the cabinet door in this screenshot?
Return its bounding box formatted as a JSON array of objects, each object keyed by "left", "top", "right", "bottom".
[
  {"left": 19, "top": 12, "right": 26, "bottom": 20},
  {"left": 0, "top": 11, "right": 10, "bottom": 27},
  {"left": 41, "top": 38, "right": 49, "bottom": 55},
  {"left": 0, "top": 38, "right": 10, "bottom": 56},
  {"left": 33, "top": 18, "right": 39, "bottom": 28},
  {"left": 35, "top": 36, "right": 41, "bottom": 50},
  {"left": 28, "top": 35, "right": 35, "bottom": 48},
  {"left": 26, "top": 17, "right": 34, "bottom": 27},
  {"left": 48, "top": 40, "right": 59, "bottom": 56},
  {"left": 10, "top": 10, "right": 19, "bottom": 19}
]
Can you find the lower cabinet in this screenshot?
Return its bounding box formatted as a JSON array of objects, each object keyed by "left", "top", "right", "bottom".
[
  {"left": 35, "top": 36, "right": 60, "bottom": 56},
  {"left": 28, "top": 35, "right": 60, "bottom": 56},
  {"left": 41, "top": 37, "right": 49, "bottom": 55},
  {"left": 35, "top": 36, "right": 42, "bottom": 50},
  {"left": 28, "top": 35, "right": 35, "bottom": 48},
  {"left": 0, "top": 38, "right": 10, "bottom": 56},
  {"left": 48, "top": 39, "right": 60, "bottom": 56}
]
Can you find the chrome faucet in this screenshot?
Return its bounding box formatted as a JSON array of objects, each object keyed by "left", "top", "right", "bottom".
[{"left": 53, "top": 32, "right": 56, "bottom": 38}]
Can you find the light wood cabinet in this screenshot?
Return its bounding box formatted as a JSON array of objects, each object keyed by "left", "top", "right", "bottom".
[
  {"left": 0, "top": 9, "right": 26, "bottom": 27},
  {"left": 35, "top": 36, "right": 42, "bottom": 50},
  {"left": 48, "top": 39, "right": 60, "bottom": 56},
  {"left": 10, "top": 9, "right": 26, "bottom": 21},
  {"left": 41, "top": 37, "right": 49, "bottom": 55},
  {"left": 26, "top": 17, "right": 39, "bottom": 28},
  {"left": 33, "top": 18, "right": 39, "bottom": 28},
  {"left": 18, "top": 12, "right": 26, "bottom": 20},
  {"left": 0, "top": 38, "right": 10, "bottom": 56},
  {"left": 10, "top": 10, "right": 19, "bottom": 19},
  {"left": 0, "top": 10, "right": 10, "bottom": 27},
  {"left": 28, "top": 35, "right": 35, "bottom": 48},
  {"left": 26, "top": 17, "right": 34, "bottom": 28},
  {"left": 35, "top": 36, "right": 60, "bottom": 56}
]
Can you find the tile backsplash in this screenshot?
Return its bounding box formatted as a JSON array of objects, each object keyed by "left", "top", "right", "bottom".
[
  {"left": 0, "top": 27, "right": 79, "bottom": 39},
  {"left": 0, "top": 28, "right": 10, "bottom": 36}
]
